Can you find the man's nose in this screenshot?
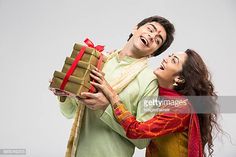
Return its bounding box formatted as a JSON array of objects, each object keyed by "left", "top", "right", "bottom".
[{"left": 148, "top": 33, "right": 155, "bottom": 42}]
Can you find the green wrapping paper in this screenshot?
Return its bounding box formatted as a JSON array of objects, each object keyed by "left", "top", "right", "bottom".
[
  {"left": 49, "top": 42, "right": 106, "bottom": 97},
  {"left": 62, "top": 57, "right": 96, "bottom": 79},
  {"left": 50, "top": 71, "right": 92, "bottom": 97},
  {"left": 71, "top": 43, "right": 106, "bottom": 67}
]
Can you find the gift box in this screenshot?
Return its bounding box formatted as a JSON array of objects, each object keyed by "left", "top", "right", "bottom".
[
  {"left": 49, "top": 39, "right": 106, "bottom": 98},
  {"left": 50, "top": 71, "right": 92, "bottom": 96},
  {"left": 71, "top": 43, "right": 106, "bottom": 67},
  {"left": 62, "top": 57, "right": 96, "bottom": 79}
]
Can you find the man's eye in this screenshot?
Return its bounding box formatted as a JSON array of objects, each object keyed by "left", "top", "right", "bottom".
[{"left": 148, "top": 27, "right": 153, "bottom": 32}]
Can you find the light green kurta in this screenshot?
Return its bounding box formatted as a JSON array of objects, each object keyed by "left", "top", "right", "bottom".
[{"left": 59, "top": 52, "right": 158, "bottom": 157}]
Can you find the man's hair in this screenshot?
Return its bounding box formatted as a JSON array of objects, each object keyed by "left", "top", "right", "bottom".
[{"left": 127, "top": 16, "right": 175, "bottom": 56}]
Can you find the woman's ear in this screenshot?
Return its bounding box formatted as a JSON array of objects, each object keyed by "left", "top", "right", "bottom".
[{"left": 174, "top": 76, "right": 185, "bottom": 85}]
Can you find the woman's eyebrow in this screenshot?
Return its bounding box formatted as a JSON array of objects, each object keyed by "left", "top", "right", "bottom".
[{"left": 173, "top": 55, "right": 180, "bottom": 63}]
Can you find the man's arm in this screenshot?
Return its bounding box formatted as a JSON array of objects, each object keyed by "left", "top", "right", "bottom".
[
  {"left": 50, "top": 89, "right": 78, "bottom": 119},
  {"left": 58, "top": 96, "right": 78, "bottom": 119},
  {"left": 78, "top": 67, "right": 159, "bottom": 148}
]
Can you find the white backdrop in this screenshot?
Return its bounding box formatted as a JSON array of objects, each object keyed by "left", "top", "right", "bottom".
[{"left": 0, "top": 0, "right": 235, "bottom": 156}]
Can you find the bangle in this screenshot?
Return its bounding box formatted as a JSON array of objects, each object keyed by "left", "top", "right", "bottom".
[
  {"left": 112, "top": 101, "right": 123, "bottom": 109},
  {"left": 112, "top": 101, "right": 132, "bottom": 124}
]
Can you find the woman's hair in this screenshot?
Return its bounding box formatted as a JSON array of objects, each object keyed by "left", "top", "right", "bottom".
[{"left": 174, "top": 49, "right": 222, "bottom": 157}]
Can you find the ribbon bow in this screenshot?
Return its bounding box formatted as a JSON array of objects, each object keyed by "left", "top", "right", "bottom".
[{"left": 84, "top": 38, "right": 104, "bottom": 52}]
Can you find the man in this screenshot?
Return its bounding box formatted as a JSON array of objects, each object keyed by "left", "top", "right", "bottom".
[{"left": 54, "top": 16, "right": 175, "bottom": 157}]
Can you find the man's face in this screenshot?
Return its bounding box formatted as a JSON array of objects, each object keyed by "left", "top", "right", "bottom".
[{"left": 131, "top": 22, "right": 167, "bottom": 58}]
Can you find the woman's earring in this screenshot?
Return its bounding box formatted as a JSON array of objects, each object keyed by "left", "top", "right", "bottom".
[{"left": 173, "top": 82, "right": 178, "bottom": 87}]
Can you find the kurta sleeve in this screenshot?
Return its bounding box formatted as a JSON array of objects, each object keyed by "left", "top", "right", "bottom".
[
  {"left": 113, "top": 102, "right": 191, "bottom": 139},
  {"left": 58, "top": 96, "right": 79, "bottom": 119}
]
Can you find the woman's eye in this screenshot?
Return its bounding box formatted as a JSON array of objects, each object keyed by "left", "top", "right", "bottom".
[
  {"left": 172, "top": 58, "right": 176, "bottom": 64},
  {"left": 172, "top": 58, "right": 178, "bottom": 64}
]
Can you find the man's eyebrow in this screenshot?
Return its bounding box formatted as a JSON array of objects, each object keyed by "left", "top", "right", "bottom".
[
  {"left": 149, "top": 23, "right": 164, "bottom": 44},
  {"left": 149, "top": 23, "right": 157, "bottom": 31},
  {"left": 157, "top": 34, "right": 164, "bottom": 45}
]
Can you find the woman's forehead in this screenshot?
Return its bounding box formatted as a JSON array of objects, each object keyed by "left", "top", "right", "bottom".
[{"left": 172, "top": 52, "right": 187, "bottom": 63}]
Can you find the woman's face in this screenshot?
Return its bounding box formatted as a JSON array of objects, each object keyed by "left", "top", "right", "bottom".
[{"left": 153, "top": 52, "right": 187, "bottom": 87}]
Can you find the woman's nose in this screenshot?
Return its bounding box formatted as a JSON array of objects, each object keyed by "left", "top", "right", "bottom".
[{"left": 163, "top": 58, "right": 168, "bottom": 63}]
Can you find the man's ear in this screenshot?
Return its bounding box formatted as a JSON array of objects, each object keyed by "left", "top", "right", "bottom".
[
  {"left": 174, "top": 76, "right": 185, "bottom": 85},
  {"left": 132, "top": 26, "right": 138, "bottom": 34}
]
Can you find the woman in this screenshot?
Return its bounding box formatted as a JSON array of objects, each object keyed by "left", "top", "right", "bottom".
[{"left": 89, "top": 49, "right": 220, "bottom": 157}]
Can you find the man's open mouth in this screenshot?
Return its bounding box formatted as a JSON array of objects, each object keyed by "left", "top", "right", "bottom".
[{"left": 140, "top": 36, "right": 149, "bottom": 47}]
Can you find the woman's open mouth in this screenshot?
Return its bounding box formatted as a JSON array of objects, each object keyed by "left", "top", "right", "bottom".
[{"left": 160, "top": 63, "right": 165, "bottom": 70}]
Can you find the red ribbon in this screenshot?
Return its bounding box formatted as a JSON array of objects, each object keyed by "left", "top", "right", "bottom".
[
  {"left": 84, "top": 38, "right": 104, "bottom": 52},
  {"left": 60, "top": 38, "right": 104, "bottom": 92}
]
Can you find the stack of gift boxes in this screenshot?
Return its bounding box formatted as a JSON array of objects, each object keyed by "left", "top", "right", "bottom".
[{"left": 49, "top": 40, "right": 106, "bottom": 98}]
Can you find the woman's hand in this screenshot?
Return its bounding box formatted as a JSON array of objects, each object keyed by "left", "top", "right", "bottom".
[{"left": 90, "top": 68, "right": 120, "bottom": 105}]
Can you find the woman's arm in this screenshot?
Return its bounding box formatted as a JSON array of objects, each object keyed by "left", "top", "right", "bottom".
[
  {"left": 90, "top": 69, "right": 191, "bottom": 139},
  {"left": 111, "top": 101, "right": 190, "bottom": 138}
]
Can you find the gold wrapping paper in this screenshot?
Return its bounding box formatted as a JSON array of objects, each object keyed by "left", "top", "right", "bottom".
[
  {"left": 62, "top": 57, "right": 96, "bottom": 79},
  {"left": 71, "top": 43, "right": 106, "bottom": 67},
  {"left": 49, "top": 43, "right": 106, "bottom": 97},
  {"left": 50, "top": 71, "right": 92, "bottom": 97}
]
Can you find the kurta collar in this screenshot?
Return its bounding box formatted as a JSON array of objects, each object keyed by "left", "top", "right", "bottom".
[{"left": 115, "top": 49, "right": 143, "bottom": 63}]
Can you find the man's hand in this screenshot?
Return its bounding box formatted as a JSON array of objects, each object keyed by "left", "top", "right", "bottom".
[
  {"left": 77, "top": 91, "right": 109, "bottom": 111},
  {"left": 49, "top": 80, "right": 71, "bottom": 97},
  {"left": 50, "top": 88, "right": 70, "bottom": 97},
  {"left": 49, "top": 88, "right": 72, "bottom": 102}
]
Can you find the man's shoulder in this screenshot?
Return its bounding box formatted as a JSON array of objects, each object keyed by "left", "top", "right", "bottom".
[
  {"left": 135, "top": 66, "right": 158, "bottom": 91},
  {"left": 138, "top": 66, "right": 157, "bottom": 80}
]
